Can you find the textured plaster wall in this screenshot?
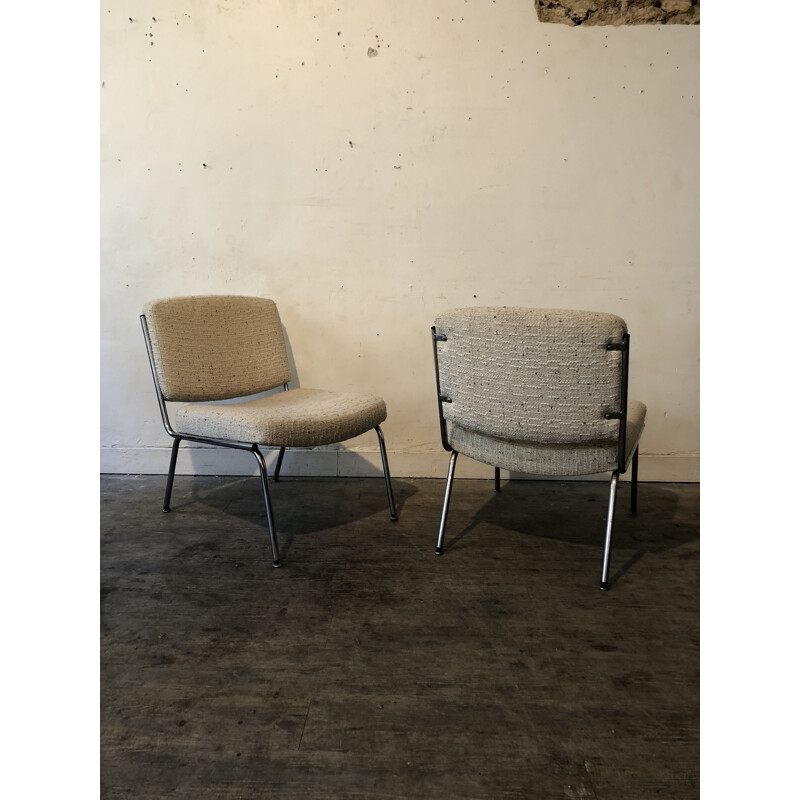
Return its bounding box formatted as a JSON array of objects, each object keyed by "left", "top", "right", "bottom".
[
  {"left": 536, "top": 1, "right": 700, "bottom": 26},
  {"left": 101, "top": 0, "right": 699, "bottom": 480}
]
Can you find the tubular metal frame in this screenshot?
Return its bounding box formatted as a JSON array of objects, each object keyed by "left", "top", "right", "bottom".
[
  {"left": 141, "top": 315, "right": 398, "bottom": 568},
  {"left": 435, "top": 451, "right": 458, "bottom": 555},
  {"left": 430, "top": 323, "right": 640, "bottom": 590},
  {"left": 376, "top": 425, "right": 398, "bottom": 521}
]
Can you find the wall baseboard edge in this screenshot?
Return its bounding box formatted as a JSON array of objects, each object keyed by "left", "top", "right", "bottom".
[{"left": 101, "top": 447, "right": 699, "bottom": 483}]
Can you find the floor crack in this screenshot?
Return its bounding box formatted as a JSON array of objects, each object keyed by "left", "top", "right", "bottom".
[{"left": 298, "top": 703, "right": 312, "bottom": 751}]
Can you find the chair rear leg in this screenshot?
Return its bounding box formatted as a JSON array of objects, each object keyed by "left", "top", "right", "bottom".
[
  {"left": 273, "top": 447, "right": 286, "bottom": 483},
  {"left": 163, "top": 436, "right": 182, "bottom": 512},
  {"left": 252, "top": 446, "right": 282, "bottom": 568},
  {"left": 600, "top": 470, "right": 620, "bottom": 590},
  {"left": 375, "top": 426, "right": 398, "bottom": 521},
  {"left": 436, "top": 451, "right": 459, "bottom": 555},
  {"left": 630, "top": 445, "right": 639, "bottom": 516},
  {"left": 494, "top": 466, "right": 501, "bottom": 493}
]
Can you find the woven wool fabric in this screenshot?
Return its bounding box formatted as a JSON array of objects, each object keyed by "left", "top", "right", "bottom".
[
  {"left": 448, "top": 401, "right": 647, "bottom": 476},
  {"left": 143, "top": 296, "right": 291, "bottom": 402},
  {"left": 174, "top": 387, "right": 387, "bottom": 448},
  {"left": 435, "top": 307, "right": 628, "bottom": 444}
]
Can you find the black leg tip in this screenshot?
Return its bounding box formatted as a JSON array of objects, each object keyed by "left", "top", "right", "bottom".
[
  {"left": 435, "top": 547, "right": 443, "bottom": 555},
  {"left": 600, "top": 581, "right": 610, "bottom": 591},
  {"left": 390, "top": 514, "right": 398, "bottom": 522},
  {"left": 162, "top": 507, "right": 171, "bottom": 513},
  {"left": 272, "top": 560, "right": 283, "bottom": 569}
]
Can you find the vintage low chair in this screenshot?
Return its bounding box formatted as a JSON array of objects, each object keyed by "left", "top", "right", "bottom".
[
  {"left": 431, "top": 307, "right": 646, "bottom": 589},
  {"left": 141, "top": 295, "right": 397, "bottom": 567}
]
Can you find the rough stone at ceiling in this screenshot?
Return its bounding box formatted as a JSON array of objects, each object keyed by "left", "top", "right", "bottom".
[{"left": 535, "top": 1, "right": 700, "bottom": 26}]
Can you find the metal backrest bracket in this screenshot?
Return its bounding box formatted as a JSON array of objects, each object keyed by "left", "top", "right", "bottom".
[
  {"left": 431, "top": 326, "right": 453, "bottom": 451},
  {"left": 617, "top": 333, "right": 630, "bottom": 472}
]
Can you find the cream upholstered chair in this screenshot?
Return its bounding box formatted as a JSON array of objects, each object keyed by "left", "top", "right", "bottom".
[
  {"left": 141, "top": 295, "right": 397, "bottom": 567},
  {"left": 431, "top": 307, "right": 646, "bottom": 590}
]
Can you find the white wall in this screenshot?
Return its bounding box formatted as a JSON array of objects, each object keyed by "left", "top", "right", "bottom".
[{"left": 100, "top": 0, "right": 699, "bottom": 481}]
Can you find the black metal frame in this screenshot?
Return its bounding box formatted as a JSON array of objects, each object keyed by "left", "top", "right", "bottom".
[
  {"left": 431, "top": 324, "right": 640, "bottom": 590},
  {"left": 430, "top": 327, "right": 452, "bottom": 452},
  {"left": 141, "top": 315, "right": 397, "bottom": 569}
]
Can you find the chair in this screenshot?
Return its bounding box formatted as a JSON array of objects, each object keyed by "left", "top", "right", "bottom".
[
  {"left": 431, "top": 307, "right": 646, "bottom": 589},
  {"left": 141, "top": 295, "right": 397, "bottom": 567}
]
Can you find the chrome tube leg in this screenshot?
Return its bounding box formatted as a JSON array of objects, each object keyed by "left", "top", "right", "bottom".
[
  {"left": 494, "top": 466, "right": 501, "bottom": 493},
  {"left": 630, "top": 445, "right": 639, "bottom": 516},
  {"left": 163, "top": 436, "right": 182, "bottom": 512},
  {"left": 273, "top": 447, "right": 286, "bottom": 483},
  {"left": 375, "top": 426, "right": 398, "bottom": 521},
  {"left": 600, "top": 471, "right": 619, "bottom": 590},
  {"left": 436, "top": 451, "right": 459, "bottom": 555},
  {"left": 252, "top": 446, "right": 282, "bottom": 568}
]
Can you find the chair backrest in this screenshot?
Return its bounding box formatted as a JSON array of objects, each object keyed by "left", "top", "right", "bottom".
[
  {"left": 434, "top": 307, "right": 628, "bottom": 444},
  {"left": 142, "top": 295, "right": 291, "bottom": 402}
]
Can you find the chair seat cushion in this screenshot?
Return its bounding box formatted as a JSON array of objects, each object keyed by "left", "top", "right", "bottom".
[
  {"left": 174, "top": 388, "right": 387, "bottom": 447},
  {"left": 448, "top": 400, "right": 646, "bottom": 476}
]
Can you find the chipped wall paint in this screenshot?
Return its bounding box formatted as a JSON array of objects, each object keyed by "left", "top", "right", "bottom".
[
  {"left": 101, "top": 0, "right": 699, "bottom": 480},
  {"left": 536, "top": 1, "right": 700, "bottom": 27}
]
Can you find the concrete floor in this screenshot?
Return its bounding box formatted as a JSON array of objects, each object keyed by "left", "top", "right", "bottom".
[{"left": 101, "top": 474, "right": 699, "bottom": 799}]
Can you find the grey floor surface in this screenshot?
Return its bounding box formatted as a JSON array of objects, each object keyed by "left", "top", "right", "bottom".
[{"left": 101, "top": 474, "right": 699, "bottom": 799}]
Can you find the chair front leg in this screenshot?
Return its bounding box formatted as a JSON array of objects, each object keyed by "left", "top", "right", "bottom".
[
  {"left": 600, "top": 470, "right": 620, "bottom": 590},
  {"left": 163, "top": 436, "right": 182, "bottom": 512},
  {"left": 251, "top": 446, "right": 282, "bottom": 568},
  {"left": 436, "top": 451, "right": 459, "bottom": 555},
  {"left": 375, "top": 426, "right": 398, "bottom": 521},
  {"left": 494, "top": 466, "right": 501, "bottom": 493}
]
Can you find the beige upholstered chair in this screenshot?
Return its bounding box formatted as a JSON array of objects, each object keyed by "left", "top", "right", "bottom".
[
  {"left": 141, "top": 295, "right": 397, "bottom": 567},
  {"left": 431, "top": 307, "right": 646, "bottom": 589}
]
